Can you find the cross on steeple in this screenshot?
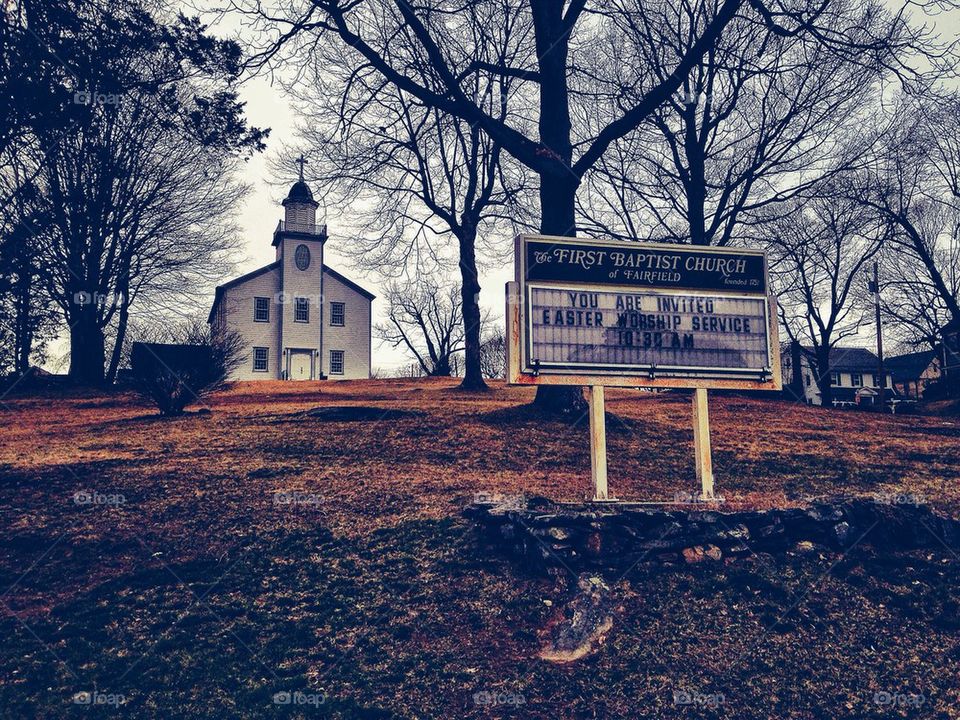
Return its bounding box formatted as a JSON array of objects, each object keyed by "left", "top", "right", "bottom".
[{"left": 296, "top": 153, "right": 307, "bottom": 181}]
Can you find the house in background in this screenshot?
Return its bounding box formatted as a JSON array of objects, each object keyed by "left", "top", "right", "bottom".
[
  {"left": 886, "top": 349, "right": 941, "bottom": 399},
  {"left": 943, "top": 318, "right": 960, "bottom": 383},
  {"left": 783, "top": 343, "right": 894, "bottom": 407},
  {"left": 208, "top": 176, "right": 374, "bottom": 381}
]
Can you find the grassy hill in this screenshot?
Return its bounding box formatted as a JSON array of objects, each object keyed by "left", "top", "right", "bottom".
[{"left": 1, "top": 380, "right": 958, "bottom": 718}]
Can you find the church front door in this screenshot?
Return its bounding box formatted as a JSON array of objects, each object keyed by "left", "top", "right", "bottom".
[{"left": 288, "top": 350, "right": 314, "bottom": 380}]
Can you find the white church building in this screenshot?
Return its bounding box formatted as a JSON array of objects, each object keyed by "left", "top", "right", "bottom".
[{"left": 208, "top": 175, "right": 374, "bottom": 381}]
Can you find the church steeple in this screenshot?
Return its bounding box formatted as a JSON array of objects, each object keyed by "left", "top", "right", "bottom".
[{"left": 281, "top": 154, "right": 319, "bottom": 233}]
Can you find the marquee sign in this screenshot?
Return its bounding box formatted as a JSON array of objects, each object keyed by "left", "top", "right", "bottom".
[
  {"left": 507, "top": 235, "right": 781, "bottom": 390},
  {"left": 505, "top": 234, "right": 781, "bottom": 503}
]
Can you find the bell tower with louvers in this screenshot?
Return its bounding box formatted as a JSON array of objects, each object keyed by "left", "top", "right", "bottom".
[{"left": 274, "top": 159, "right": 326, "bottom": 380}]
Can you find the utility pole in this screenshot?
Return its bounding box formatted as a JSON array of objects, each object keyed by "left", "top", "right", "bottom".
[{"left": 868, "top": 261, "right": 886, "bottom": 411}]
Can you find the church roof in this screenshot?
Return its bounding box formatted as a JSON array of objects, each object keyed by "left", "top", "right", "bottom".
[
  {"left": 207, "top": 262, "right": 280, "bottom": 323},
  {"left": 285, "top": 180, "right": 315, "bottom": 203},
  {"left": 323, "top": 266, "right": 376, "bottom": 300}
]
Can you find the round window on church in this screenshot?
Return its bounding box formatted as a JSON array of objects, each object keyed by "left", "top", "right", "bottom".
[{"left": 294, "top": 244, "right": 311, "bottom": 271}]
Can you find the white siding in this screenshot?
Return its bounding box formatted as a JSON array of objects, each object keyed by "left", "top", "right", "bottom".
[
  {"left": 279, "top": 236, "right": 324, "bottom": 369},
  {"left": 321, "top": 270, "right": 372, "bottom": 379},
  {"left": 220, "top": 266, "right": 282, "bottom": 380}
]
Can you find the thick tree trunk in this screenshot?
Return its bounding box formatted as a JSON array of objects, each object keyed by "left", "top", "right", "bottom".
[
  {"left": 14, "top": 268, "right": 32, "bottom": 375},
  {"left": 685, "top": 125, "right": 708, "bottom": 246},
  {"left": 815, "top": 347, "right": 833, "bottom": 407},
  {"left": 457, "top": 225, "right": 487, "bottom": 391},
  {"left": 69, "top": 307, "right": 106, "bottom": 385},
  {"left": 528, "top": 1, "right": 587, "bottom": 415},
  {"left": 532, "top": 173, "right": 587, "bottom": 415}
]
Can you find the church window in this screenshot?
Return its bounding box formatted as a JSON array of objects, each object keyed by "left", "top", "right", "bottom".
[
  {"left": 330, "top": 350, "right": 344, "bottom": 375},
  {"left": 331, "top": 302, "right": 345, "bottom": 326},
  {"left": 254, "top": 297, "right": 270, "bottom": 322},
  {"left": 295, "top": 297, "right": 309, "bottom": 323},
  {"left": 253, "top": 347, "right": 269, "bottom": 372}
]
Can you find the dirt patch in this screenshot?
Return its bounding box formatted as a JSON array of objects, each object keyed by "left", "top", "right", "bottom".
[{"left": 298, "top": 405, "right": 425, "bottom": 422}]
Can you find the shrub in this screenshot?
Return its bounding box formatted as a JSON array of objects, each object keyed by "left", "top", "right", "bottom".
[{"left": 130, "top": 321, "right": 244, "bottom": 416}]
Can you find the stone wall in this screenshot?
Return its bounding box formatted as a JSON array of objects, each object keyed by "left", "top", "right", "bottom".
[{"left": 464, "top": 497, "right": 960, "bottom": 574}]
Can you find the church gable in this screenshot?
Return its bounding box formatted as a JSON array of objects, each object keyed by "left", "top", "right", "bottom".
[
  {"left": 208, "top": 261, "right": 280, "bottom": 324},
  {"left": 322, "top": 266, "right": 375, "bottom": 301}
]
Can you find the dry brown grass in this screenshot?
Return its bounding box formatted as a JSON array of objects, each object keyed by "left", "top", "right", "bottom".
[
  {"left": 1, "top": 378, "right": 958, "bottom": 615},
  {"left": 1, "top": 380, "right": 959, "bottom": 719}
]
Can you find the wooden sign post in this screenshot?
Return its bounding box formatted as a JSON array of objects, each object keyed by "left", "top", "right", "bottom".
[
  {"left": 506, "top": 234, "right": 781, "bottom": 503},
  {"left": 692, "top": 388, "right": 715, "bottom": 501},
  {"left": 587, "top": 385, "right": 611, "bottom": 501}
]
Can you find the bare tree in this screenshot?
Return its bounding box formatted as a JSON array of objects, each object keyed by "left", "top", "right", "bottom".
[
  {"left": 0, "top": 183, "right": 57, "bottom": 376},
  {"left": 376, "top": 278, "right": 465, "bottom": 377},
  {"left": 579, "top": 0, "right": 891, "bottom": 246},
  {"left": 877, "top": 203, "right": 960, "bottom": 351},
  {"left": 765, "top": 191, "right": 887, "bottom": 405},
  {"left": 479, "top": 325, "right": 507, "bottom": 379},
  {"left": 244, "top": 0, "right": 952, "bottom": 412},
  {"left": 849, "top": 95, "right": 960, "bottom": 336},
  {"left": 288, "top": 48, "right": 531, "bottom": 390},
  {"left": 0, "top": 0, "right": 266, "bottom": 385}
]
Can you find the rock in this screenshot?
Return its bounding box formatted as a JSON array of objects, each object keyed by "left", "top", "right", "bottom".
[
  {"left": 539, "top": 574, "right": 614, "bottom": 663},
  {"left": 833, "top": 521, "right": 851, "bottom": 546},
  {"left": 807, "top": 505, "right": 843, "bottom": 523},
  {"left": 682, "top": 543, "right": 726, "bottom": 563}
]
